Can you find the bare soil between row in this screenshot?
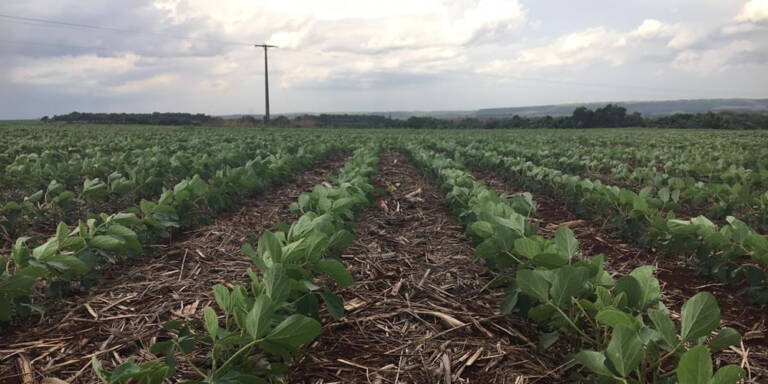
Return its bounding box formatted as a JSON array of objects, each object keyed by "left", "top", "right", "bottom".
[{"left": 289, "top": 152, "right": 563, "bottom": 384}]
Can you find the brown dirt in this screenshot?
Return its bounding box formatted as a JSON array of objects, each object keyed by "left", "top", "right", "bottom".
[
  {"left": 288, "top": 152, "right": 564, "bottom": 384},
  {"left": 471, "top": 169, "right": 768, "bottom": 382},
  {"left": 0, "top": 154, "right": 349, "bottom": 384}
]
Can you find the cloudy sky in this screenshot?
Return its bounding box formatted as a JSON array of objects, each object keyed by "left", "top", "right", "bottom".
[{"left": 1, "top": 0, "right": 767, "bottom": 118}]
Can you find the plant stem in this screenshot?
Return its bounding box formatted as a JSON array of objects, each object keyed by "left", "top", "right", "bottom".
[
  {"left": 550, "top": 302, "right": 598, "bottom": 345},
  {"left": 213, "top": 337, "right": 265, "bottom": 377},
  {"left": 646, "top": 341, "right": 682, "bottom": 375},
  {"left": 572, "top": 297, "right": 596, "bottom": 329},
  {"left": 172, "top": 340, "right": 207, "bottom": 379},
  {"left": 503, "top": 251, "right": 525, "bottom": 266}
]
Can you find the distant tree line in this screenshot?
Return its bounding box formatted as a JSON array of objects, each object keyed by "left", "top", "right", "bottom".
[
  {"left": 44, "top": 112, "right": 218, "bottom": 125},
  {"left": 398, "top": 104, "right": 768, "bottom": 130},
  {"left": 42, "top": 105, "right": 768, "bottom": 129}
]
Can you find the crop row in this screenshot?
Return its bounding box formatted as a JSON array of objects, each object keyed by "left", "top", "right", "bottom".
[
  {"left": 0, "top": 134, "right": 321, "bottom": 241},
  {"left": 0, "top": 124, "right": 217, "bottom": 185},
  {"left": 438, "top": 135, "right": 768, "bottom": 232},
  {"left": 0, "top": 139, "right": 349, "bottom": 323},
  {"left": 2, "top": 135, "right": 271, "bottom": 190},
  {"left": 432, "top": 141, "right": 768, "bottom": 305},
  {"left": 464, "top": 130, "right": 768, "bottom": 186},
  {"left": 403, "top": 144, "right": 746, "bottom": 384},
  {"left": 93, "top": 145, "right": 381, "bottom": 383}
]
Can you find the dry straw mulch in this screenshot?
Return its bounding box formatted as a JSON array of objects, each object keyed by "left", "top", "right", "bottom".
[{"left": 289, "top": 152, "right": 564, "bottom": 384}]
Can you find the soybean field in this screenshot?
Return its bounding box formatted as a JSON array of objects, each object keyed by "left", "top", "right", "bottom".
[{"left": 1, "top": 123, "right": 767, "bottom": 384}]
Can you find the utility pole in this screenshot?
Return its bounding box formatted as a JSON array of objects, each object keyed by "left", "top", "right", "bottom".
[{"left": 255, "top": 43, "right": 277, "bottom": 123}]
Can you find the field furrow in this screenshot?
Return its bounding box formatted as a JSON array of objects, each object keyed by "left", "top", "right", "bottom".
[{"left": 289, "top": 152, "right": 562, "bottom": 383}]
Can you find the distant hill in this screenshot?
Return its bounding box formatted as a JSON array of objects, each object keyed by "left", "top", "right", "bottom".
[{"left": 475, "top": 98, "right": 768, "bottom": 118}]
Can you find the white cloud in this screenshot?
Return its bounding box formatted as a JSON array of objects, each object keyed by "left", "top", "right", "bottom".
[
  {"left": 9, "top": 54, "right": 182, "bottom": 93},
  {"left": 631, "top": 19, "right": 671, "bottom": 39},
  {"left": 673, "top": 40, "right": 755, "bottom": 74},
  {"left": 736, "top": 0, "right": 768, "bottom": 23},
  {"left": 156, "top": 0, "right": 525, "bottom": 50},
  {"left": 143, "top": 0, "right": 526, "bottom": 89},
  {"left": 628, "top": 19, "right": 701, "bottom": 49},
  {"left": 10, "top": 55, "right": 141, "bottom": 86},
  {"left": 519, "top": 27, "right": 627, "bottom": 67},
  {"left": 112, "top": 74, "right": 178, "bottom": 93},
  {"left": 480, "top": 26, "right": 633, "bottom": 74}
]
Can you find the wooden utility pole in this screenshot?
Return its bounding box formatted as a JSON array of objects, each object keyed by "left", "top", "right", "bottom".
[{"left": 255, "top": 43, "right": 277, "bottom": 122}]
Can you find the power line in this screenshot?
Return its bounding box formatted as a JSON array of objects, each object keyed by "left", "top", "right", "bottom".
[
  {"left": 0, "top": 38, "right": 106, "bottom": 51},
  {"left": 0, "top": 13, "right": 252, "bottom": 46}
]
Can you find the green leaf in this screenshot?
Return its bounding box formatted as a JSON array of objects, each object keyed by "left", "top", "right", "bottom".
[
  {"left": 648, "top": 304, "right": 677, "bottom": 347},
  {"left": 265, "top": 314, "right": 322, "bottom": 349},
  {"left": 242, "top": 243, "right": 266, "bottom": 270},
  {"left": 677, "top": 345, "right": 712, "bottom": 384},
  {"left": 91, "top": 357, "right": 108, "bottom": 381},
  {"left": 658, "top": 187, "right": 670, "bottom": 203},
  {"left": 45, "top": 254, "right": 89, "bottom": 275},
  {"left": 296, "top": 293, "right": 319, "bottom": 319},
  {"left": 555, "top": 226, "right": 578, "bottom": 259},
  {"left": 629, "top": 266, "right": 661, "bottom": 310},
  {"left": 245, "top": 295, "right": 274, "bottom": 339},
  {"left": 56, "top": 222, "right": 69, "bottom": 245},
  {"left": 575, "top": 350, "right": 614, "bottom": 377},
  {"left": 516, "top": 269, "right": 550, "bottom": 302},
  {"left": 90, "top": 235, "right": 125, "bottom": 251},
  {"left": 32, "top": 240, "right": 58, "bottom": 261},
  {"left": 615, "top": 266, "right": 661, "bottom": 311},
  {"left": 0, "top": 296, "right": 12, "bottom": 322},
  {"left": 501, "top": 290, "right": 518, "bottom": 315},
  {"left": 25, "top": 190, "right": 43, "bottom": 203},
  {"left": 596, "top": 308, "right": 639, "bottom": 331},
  {"left": 514, "top": 238, "right": 540, "bottom": 259},
  {"left": 0, "top": 275, "right": 36, "bottom": 296},
  {"left": 327, "top": 229, "right": 354, "bottom": 251},
  {"left": 314, "top": 259, "right": 353, "bottom": 287},
  {"left": 320, "top": 289, "right": 344, "bottom": 321},
  {"left": 533, "top": 252, "right": 569, "bottom": 269},
  {"left": 264, "top": 264, "right": 290, "bottom": 304},
  {"left": 203, "top": 306, "right": 219, "bottom": 339},
  {"left": 212, "top": 284, "right": 231, "bottom": 314},
  {"left": 257, "top": 230, "right": 283, "bottom": 263},
  {"left": 537, "top": 330, "right": 559, "bottom": 351},
  {"left": 297, "top": 194, "right": 311, "bottom": 211},
  {"left": 470, "top": 221, "right": 495, "bottom": 238},
  {"left": 708, "top": 327, "right": 741, "bottom": 352},
  {"left": 605, "top": 324, "right": 643, "bottom": 378},
  {"left": 549, "top": 266, "right": 587, "bottom": 307},
  {"left": 668, "top": 219, "right": 699, "bottom": 236},
  {"left": 528, "top": 303, "right": 555, "bottom": 322},
  {"left": 711, "top": 365, "right": 745, "bottom": 384},
  {"left": 681, "top": 292, "right": 721, "bottom": 342}
]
